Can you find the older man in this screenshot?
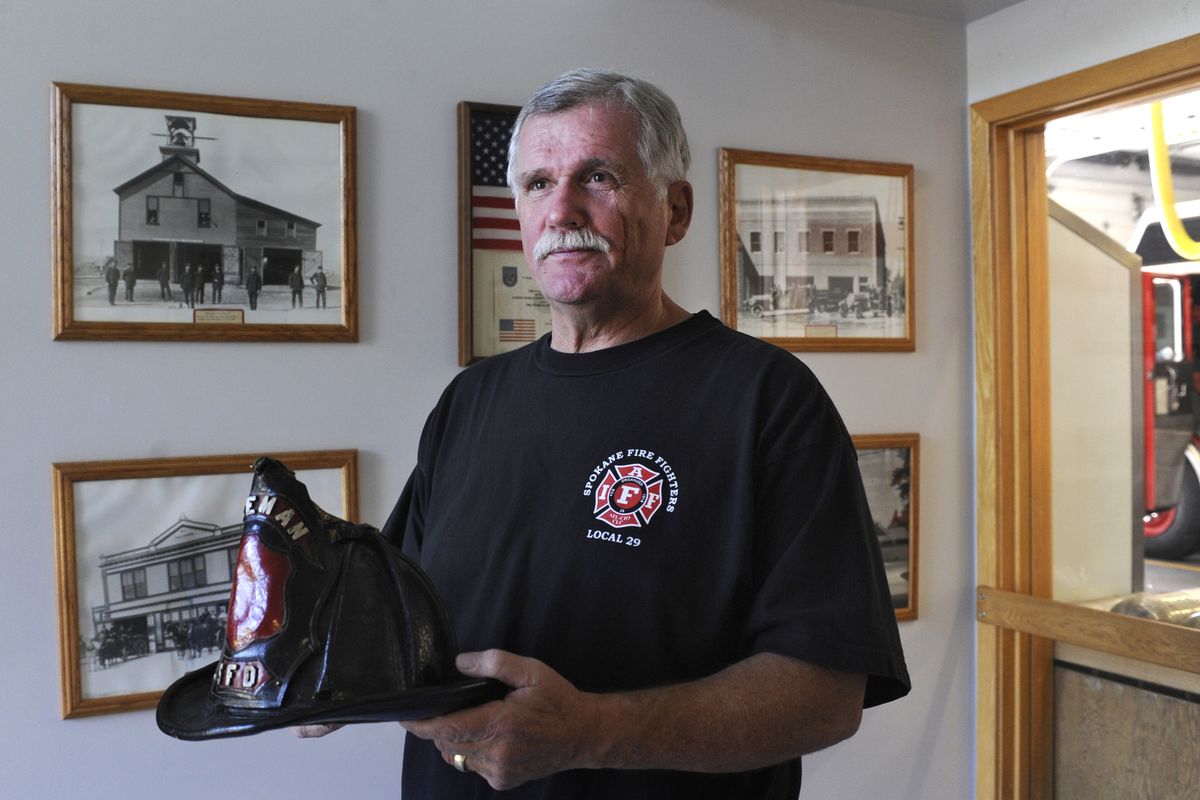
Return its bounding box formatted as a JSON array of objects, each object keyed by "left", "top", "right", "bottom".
[{"left": 307, "top": 69, "right": 909, "bottom": 798}]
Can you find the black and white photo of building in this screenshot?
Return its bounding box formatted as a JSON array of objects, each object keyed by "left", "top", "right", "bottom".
[
  {"left": 69, "top": 102, "right": 343, "bottom": 323},
  {"left": 730, "top": 160, "right": 909, "bottom": 342},
  {"left": 736, "top": 194, "right": 893, "bottom": 313},
  {"left": 111, "top": 115, "right": 323, "bottom": 290},
  {"left": 71, "top": 466, "right": 345, "bottom": 702},
  {"left": 87, "top": 516, "right": 240, "bottom": 671}
]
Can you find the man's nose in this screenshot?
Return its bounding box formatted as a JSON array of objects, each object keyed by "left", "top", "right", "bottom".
[{"left": 546, "top": 181, "right": 584, "bottom": 228}]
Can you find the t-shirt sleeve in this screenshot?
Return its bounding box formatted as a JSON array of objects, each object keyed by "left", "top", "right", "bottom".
[
  {"left": 381, "top": 465, "right": 427, "bottom": 561},
  {"left": 382, "top": 385, "right": 454, "bottom": 558},
  {"left": 746, "top": 407, "right": 911, "bottom": 708}
]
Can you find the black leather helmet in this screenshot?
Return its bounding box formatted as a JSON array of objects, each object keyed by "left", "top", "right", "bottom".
[{"left": 156, "top": 457, "right": 502, "bottom": 740}]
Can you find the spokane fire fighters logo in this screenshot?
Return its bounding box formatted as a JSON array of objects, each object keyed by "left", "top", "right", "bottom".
[{"left": 592, "top": 461, "right": 665, "bottom": 528}]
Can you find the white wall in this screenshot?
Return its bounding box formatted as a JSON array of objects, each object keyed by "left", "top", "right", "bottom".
[
  {"left": 968, "top": 0, "right": 1200, "bottom": 102},
  {"left": 0, "top": 1, "right": 972, "bottom": 797}
]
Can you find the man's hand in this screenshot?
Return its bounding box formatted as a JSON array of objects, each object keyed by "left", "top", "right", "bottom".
[
  {"left": 318, "top": 649, "right": 862, "bottom": 788},
  {"left": 402, "top": 649, "right": 602, "bottom": 791},
  {"left": 292, "top": 723, "right": 344, "bottom": 738}
]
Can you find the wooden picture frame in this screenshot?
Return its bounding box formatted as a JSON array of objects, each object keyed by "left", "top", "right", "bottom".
[
  {"left": 53, "top": 449, "right": 357, "bottom": 718},
  {"left": 457, "top": 101, "right": 549, "bottom": 365},
  {"left": 719, "top": 148, "right": 914, "bottom": 351},
  {"left": 52, "top": 82, "right": 357, "bottom": 341},
  {"left": 853, "top": 434, "right": 920, "bottom": 621}
]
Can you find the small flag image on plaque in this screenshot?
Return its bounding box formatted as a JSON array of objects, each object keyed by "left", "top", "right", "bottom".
[{"left": 499, "top": 318, "right": 536, "bottom": 342}]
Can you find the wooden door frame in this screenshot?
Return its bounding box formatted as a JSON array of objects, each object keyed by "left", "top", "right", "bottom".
[{"left": 972, "top": 32, "right": 1200, "bottom": 800}]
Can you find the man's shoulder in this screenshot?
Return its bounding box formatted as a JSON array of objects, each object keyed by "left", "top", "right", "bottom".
[{"left": 688, "top": 320, "right": 821, "bottom": 384}]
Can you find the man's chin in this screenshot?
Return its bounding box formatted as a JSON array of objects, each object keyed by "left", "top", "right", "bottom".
[{"left": 536, "top": 277, "right": 605, "bottom": 308}]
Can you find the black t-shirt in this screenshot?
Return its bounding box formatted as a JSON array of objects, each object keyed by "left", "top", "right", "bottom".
[{"left": 384, "top": 311, "right": 910, "bottom": 799}]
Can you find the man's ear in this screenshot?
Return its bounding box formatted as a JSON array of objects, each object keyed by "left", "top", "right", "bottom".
[{"left": 664, "top": 181, "right": 694, "bottom": 246}]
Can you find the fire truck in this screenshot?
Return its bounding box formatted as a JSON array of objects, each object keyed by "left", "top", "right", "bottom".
[{"left": 1136, "top": 214, "right": 1200, "bottom": 559}]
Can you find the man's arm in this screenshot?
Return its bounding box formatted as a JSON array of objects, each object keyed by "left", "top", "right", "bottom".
[{"left": 401, "top": 648, "right": 866, "bottom": 791}]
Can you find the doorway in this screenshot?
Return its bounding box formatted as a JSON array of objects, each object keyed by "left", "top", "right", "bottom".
[
  {"left": 132, "top": 241, "right": 169, "bottom": 281},
  {"left": 262, "top": 247, "right": 302, "bottom": 285},
  {"left": 972, "top": 31, "right": 1200, "bottom": 800}
]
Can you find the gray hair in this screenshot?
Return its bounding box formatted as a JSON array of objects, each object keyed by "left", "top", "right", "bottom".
[{"left": 506, "top": 68, "right": 691, "bottom": 199}]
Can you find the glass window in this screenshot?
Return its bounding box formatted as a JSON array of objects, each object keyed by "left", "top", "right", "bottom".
[
  {"left": 286, "top": 221, "right": 296, "bottom": 238},
  {"left": 774, "top": 231, "right": 786, "bottom": 253},
  {"left": 197, "top": 199, "right": 211, "bottom": 228},
  {"left": 146, "top": 196, "right": 159, "bottom": 225},
  {"left": 847, "top": 229, "right": 861, "bottom": 254},
  {"left": 822, "top": 229, "right": 835, "bottom": 253},
  {"left": 120, "top": 569, "right": 147, "bottom": 601},
  {"left": 168, "top": 555, "right": 207, "bottom": 592},
  {"left": 749, "top": 231, "right": 761, "bottom": 253},
  {"left": 256, "top": 219, "right": 267, "bottom": 236},
  {"left": 173, "top": 172, "right": 185, "bottom": 196}
]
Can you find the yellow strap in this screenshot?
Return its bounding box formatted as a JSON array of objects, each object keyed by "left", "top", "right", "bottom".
[{"left": 1149, "top": 100, "right": 1200, "bottom": 260}]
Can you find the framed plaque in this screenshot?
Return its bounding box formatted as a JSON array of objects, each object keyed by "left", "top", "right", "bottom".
[{"left": 457, "top": 101, "right": 551, "bottom": 364}]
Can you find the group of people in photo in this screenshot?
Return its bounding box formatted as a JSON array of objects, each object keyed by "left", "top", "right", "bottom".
[
  {"left": 85, "top": 611, "right": 225, "bottom": 671},
  {"left": 100, "top": 259, "right": 329, "bottom": 310}
]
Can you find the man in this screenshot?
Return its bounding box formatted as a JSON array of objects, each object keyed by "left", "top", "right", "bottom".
[
  {"left": 246, "top": 264, "right": 262, "bottom": 310},
  {"left": 309, "top": 265, "right": 327, "bottom": 308},
  {"left": 182, "top": 263, "right": 195, "bottom": 309},
  {"left": 157, "top": 261, "right": 171, "bottom": 301},
  {"left": 104, "top": 260, "right": 120, "bottom": 305},
  {"left": 196, "top": 263, "right": 207, "bottom": 304},
  {"left": 302, "top": 70, "right": 909, "bottom": 798},
  {"left": 122, "top": 265, "right": 136, "bottom": 302},
  {"left": 289, "top": 266, "right": 304, "bottom": 308},
  {"left": 211, "top": 262, "right": 224, "bottom": 303}
]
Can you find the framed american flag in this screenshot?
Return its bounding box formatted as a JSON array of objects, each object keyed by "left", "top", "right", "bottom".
[{"left": 457, "top": 101, "right": 551, "bottom": 365}]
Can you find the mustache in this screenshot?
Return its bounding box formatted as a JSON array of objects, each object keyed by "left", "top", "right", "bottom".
[{"left": 532, "top": 229, "right": 612, "bottom": 262}]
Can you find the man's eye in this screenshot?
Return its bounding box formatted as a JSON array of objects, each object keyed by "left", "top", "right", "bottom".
[
  {"left": 529, "top": 179, "right": 548, "bottom": 191},
  {"left": 588, "top": 172, "right": 610, "bottom": 183}
]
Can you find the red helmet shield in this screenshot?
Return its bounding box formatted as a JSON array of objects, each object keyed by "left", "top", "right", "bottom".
[{"left": 226, "top": 515, "right": 292, "bottom": 652}]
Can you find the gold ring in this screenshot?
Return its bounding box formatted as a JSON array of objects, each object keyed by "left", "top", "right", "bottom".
[{"left": 452, "top": 753, "right": 469, "bottom": 773}]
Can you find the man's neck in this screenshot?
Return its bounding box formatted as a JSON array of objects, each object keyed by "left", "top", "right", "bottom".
[{"left": 549, "top": 293, "right": 690, "bottom": 353}]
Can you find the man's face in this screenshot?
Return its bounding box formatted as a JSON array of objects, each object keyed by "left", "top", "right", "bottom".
[{"left": 513, "top": 103, "right": 690, "bottom": 311}]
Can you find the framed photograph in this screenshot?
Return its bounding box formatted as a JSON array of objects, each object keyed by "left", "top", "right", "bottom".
[
  {"left": 53, "top": 449, "right": 357, "bottom": 718},
  {"left": 719, "top": 148, "right": 914, "bottom": 351},
  {"left": 853, "top": 434, "right": 919, "bottom": 621},
  {"left": 458, "top": 101, "right": 551, "bottom": 365},
  {"left": 52, "top": 82, "right": 357, "bottom": 341}
]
